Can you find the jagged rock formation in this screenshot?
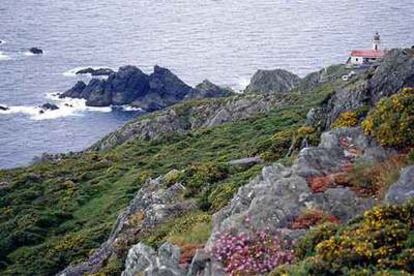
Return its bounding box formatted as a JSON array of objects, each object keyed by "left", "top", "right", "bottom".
[
  {"left": 59, "top": 178, "right": 192, "bottom": 276},
  {"left": 245, "top": 69, "right": 301, "bottom": 93},
  {"left": 60, "top": 65, "right": 233, "bottom": 111},
  {"left": 199, "top": 127, "right": 387, "bottom": 274},
  {"left": 90, "top": 94, "right": 287, "bottom": 151},
  {"left": 385, "top": 166, "right": 414, "bottom": 204}
]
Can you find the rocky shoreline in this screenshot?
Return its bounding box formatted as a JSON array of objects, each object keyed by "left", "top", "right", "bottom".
[{"left": 60, "top": 65, "right": 234, "bottom": 112}]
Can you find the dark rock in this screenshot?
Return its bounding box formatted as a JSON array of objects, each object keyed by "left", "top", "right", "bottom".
[
  {"left": 29, "top": 47, "right": 43, "bottom": 54},
  {"left": 385, "top": 166, "right": 414, "bottom": 204},
  {"left": 40, "top": 103, "right": 59, "bottom": 111},
  {"left": 186, "top": 80, "right": 234, "bottom": 99},
  {"left": 245, "top": 69, "right": 301, "bottom": 93},
  {"left": 76, "top": 67, "right": 114, "bottom": 76},
  {"left": 108, "top": 66, "right": 149, "bottom": 105},
  {"left": 0, "top": 105, "right": 9, "bottom": 111},
  {"left": 61, "top": 81, "right": 87, "bottom": 99},
  {"left": 84, "top": 79, "right": 112, "bottom": 106}
]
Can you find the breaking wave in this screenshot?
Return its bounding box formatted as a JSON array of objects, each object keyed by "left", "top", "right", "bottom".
[{"left": 0, "top": 93, "right": 112, "bottom": 121}]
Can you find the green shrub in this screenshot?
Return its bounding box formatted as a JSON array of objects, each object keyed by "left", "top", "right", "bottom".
[
  {"left": 282, "top": 200, "right": 414, "bottom": 275},
  {"left": 362, "top": 88, "right": 414, "bottom": 147},
  {"left": 332, "top": 111, "right": 359, "bottom": 128}
]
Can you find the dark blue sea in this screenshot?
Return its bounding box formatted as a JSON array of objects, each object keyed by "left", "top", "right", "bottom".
[{"left": 1, "top": 0, "right": 414, "bottom": 169}]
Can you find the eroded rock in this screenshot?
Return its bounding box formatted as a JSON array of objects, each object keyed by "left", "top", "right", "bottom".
[{"left": 385, "top": 166, "right": 414, "bottom": 204}]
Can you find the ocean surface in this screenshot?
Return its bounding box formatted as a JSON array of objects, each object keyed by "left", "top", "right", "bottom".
[{"left": 1, "top": 0, "right": 414, "bottom": 169}]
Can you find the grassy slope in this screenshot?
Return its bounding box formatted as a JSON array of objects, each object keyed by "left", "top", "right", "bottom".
[{"left": 0, "top": 87, "right": 333, "bottom": 275}]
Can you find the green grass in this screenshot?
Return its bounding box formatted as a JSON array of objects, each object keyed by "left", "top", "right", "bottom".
[{"left": 0, "top": 87, "right": 332, "bottom": 275}]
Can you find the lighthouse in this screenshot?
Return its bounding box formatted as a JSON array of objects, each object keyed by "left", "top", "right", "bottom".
[
  {"left": 373, "top": 32, "right": 381, "bottom": 51},
  {"left": 347, "top": 32, "right": 385, "bottom": 67}
]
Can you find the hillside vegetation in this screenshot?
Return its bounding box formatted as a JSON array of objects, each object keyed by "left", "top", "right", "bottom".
[{"left": 0, "top": 86, "right": 332, "bottom": 275}]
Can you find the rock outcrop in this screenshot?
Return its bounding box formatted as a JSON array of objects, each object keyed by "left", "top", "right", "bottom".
[
  {"left": 40, "top": 103, "right": 59, "bottom": 111},
  {"left": 385, "top": 166, "right": 414, "bottom": 204},
  {"left": 245, "top": 69, "right": 301, "bottom": 93},
  {"left": 61, "top": 65, "right": 233, "bottom": 111},
  {"left": 59, "top": 177, "right": 192, "bottom": 276},
  {"left": 203, "top": 127, "right": 387, "bottom": 274},
  {"left": 91, "top": 94, "right": 286, "bottom": 151},
  {"left": 76, "top": 67, "right": 114, "bottom": 76},
  {"left": 122, "top": 242, "right": 184, "bottom": 276}
]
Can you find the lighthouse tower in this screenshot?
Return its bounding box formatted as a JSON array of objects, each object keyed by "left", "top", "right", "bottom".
[{"left": 373, "top": 32, "right": 381, "bottom": 51}]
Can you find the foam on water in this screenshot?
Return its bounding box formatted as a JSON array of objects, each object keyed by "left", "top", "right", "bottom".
[
  {"left": 0, "top": 93, "right": 112, "bottom": 121},
  {"left": 0, "top": 51, "right": 10, "bottom": 61},
  {"left": 119, "top": 105, "right": 144, "bottom": 112},
  {"left": 23, "top": 51, "right": 36, "bottom": 57}
]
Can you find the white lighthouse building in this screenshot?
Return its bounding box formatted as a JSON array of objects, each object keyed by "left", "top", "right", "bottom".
[{"left": 347, "top": 32, "right": 385, "bottom": 67}]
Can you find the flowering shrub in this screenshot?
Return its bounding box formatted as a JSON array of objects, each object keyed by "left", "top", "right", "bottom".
[
  {"left": 277, "top": 200, "right": 414, "bottom": 275},
  {"left": 362, "top": 88, "right": 414, "bottom": 147},
  {"left": 212, "top": 230, "right": 295, "bottom": 275},
  {"left": 332, "top": 111, "right": 359, "bottom": 128}
]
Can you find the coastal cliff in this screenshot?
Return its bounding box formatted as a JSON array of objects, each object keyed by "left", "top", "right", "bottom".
[{"left": 1, "top": 49, "right": 414, "bottom": 276}]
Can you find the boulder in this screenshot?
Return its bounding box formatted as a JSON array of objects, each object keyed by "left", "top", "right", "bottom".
[
  {"left": 186, "top": 80, "right": 234, "bottom": 99},
  {"left": 385, "top": 166, "right": 414, "bottom": 204},
  {"left": 29, "top": 47, "right": 43, "bottom": 54},
  {"left": 61, "top": 81, "right": 87, "bottom": 99},
  {"left": 108, "top": 66, "right": 149, "bottom": 105},
  {"left": 0, "top": 105, "right": 9, "bottom": 111},
  {"left": 122, "top": 242, "right": 184, "bottom": 276},
  {"left": 245, "top": 69, "right": 301, "bottom": 93},
  {"left": 84, "top": 79, "right": 112, "bottom": 107},
  {"left": 76, "top": 67, "right": 114, "bottom": 76},
  {"left": 40, "top": 103, "right": 59, "bottom": 111}
]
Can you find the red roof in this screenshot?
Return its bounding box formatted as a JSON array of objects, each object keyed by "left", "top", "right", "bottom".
[{"left": 351, "top": 50, "right": 385, "bottom": 58}]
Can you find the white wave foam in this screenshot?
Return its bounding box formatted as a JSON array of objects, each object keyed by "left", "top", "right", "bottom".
[
  {"left": 23, "top": 51, "right": 36, "bottom": 57},
  {"left": 0, "top": 93, "right": 112, "bottom": 121},
  {"left": 234, "top": 77, "right": 250, "bottom": 92},
  {"left": 120, "top": 105, "right": 144, "bottom": 112},
  {"left": 0, "top": 51, "right": 10, "bottom": 61}
]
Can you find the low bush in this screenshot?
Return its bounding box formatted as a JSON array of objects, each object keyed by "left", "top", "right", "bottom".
[
  {"left": 332, "top": 111, "right": 359, "bottom": 128},
  {"left": 362, "top": 88, "right": 414, "bottom": 148},
  {"left": 212, "top": 229, "right": 295, "bottom": 275},
  {"left": 278, "top": 200, "right": 414, "bottom": 275}
]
